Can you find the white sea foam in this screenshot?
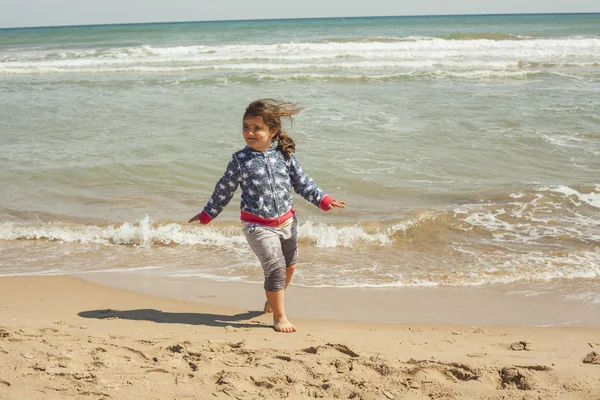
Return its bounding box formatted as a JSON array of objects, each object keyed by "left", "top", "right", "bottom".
[
  {"left": 454, "top": 186, "right": 600, "bottom": 244},
  {"left": 1, "top": 37, "right": 599, "bottom": 77},
  {"left": 0, "top": 215, "right": 246, "bottom": 247},
  {"left": 539, "top": 185, "right": 600, "bottom": 209},
  {"left": 0, "top": 215, "right": 392, "bottom": 248},
  {"left": 298, "top": 220, "right": 391, "bottom": 248},
  {"left": 6, "top": 37, "right": 598, "bottom": 60}
]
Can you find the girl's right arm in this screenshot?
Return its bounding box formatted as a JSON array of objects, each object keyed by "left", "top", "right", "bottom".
[{"left": 188, "top": 156, "right": 241, "bottom": 224}]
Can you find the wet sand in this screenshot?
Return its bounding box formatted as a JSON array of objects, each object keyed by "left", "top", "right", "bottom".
[{"left": 83, "top": 272, "right": 600, "bottom": 327}]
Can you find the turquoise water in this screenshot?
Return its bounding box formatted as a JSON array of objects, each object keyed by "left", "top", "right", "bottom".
[{"left": 0, "top": 14, "right": 599, "bottom": 296}]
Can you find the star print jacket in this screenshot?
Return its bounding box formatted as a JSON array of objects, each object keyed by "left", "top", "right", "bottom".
[{"left": 197, "top": 143, "right": 333, "bottom": 226}]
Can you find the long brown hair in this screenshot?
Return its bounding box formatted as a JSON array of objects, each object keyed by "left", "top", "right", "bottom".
[{"left": 243, "top": 99, "right": 303, "bottom": 159}]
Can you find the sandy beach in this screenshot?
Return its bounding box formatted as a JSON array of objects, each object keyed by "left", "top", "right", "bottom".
[
  {"left": 1, "top": 276, "right": 600, "bottom": 399},
  {"left": 2, "top": 11, "right": 600, "bottom": 400}
]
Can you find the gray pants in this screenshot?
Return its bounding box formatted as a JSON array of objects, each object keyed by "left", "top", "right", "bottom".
[{"left": 243, "top": 218, "right": 298, "bottom": 292}]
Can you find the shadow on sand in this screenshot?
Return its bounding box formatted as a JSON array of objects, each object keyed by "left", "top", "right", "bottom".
[{"left": 78, "top": 309, "right": 269, "bottom": 329}]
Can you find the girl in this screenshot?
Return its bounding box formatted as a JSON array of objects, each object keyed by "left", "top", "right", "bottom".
[{"left": 189, "top": 99, "right": 345, "bottom": 333}]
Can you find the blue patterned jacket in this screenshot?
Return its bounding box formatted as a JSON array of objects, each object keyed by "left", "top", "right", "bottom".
[{"left": 198, "top": 142, "right": 332, "bottom": 226}]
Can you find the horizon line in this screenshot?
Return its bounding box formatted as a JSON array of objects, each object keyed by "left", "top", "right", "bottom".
[{"left": 1, "top": 11, "right": 598, "bottom": 30}]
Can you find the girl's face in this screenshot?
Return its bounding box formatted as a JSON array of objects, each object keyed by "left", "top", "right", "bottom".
[{"left": 242, "top": 115, "right": 278, "bottom": 152}]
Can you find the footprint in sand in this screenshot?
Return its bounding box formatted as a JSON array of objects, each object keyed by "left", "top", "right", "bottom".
[
  {"left": 583, "top": 351, "right": 600, "bottom": 364},
  {"left": 508, "top": 341, "right": 534, "bottom": 351}
]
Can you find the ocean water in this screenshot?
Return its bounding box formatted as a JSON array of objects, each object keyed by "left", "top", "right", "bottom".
[{"left": 1, "top": 14, "right": 599, "bottom": 298}]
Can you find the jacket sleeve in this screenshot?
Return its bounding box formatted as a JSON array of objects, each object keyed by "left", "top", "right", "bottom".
[
  {"left": 288, "top": 154, "right": 333, "bottom": 211},
  {"left": 198, "top": 155, "right": 241, "bottom": 224}
]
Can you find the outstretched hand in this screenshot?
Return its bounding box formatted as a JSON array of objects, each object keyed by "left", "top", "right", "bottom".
[
  {"left": 328, "top": 200, "right": 346, "bottom": 210},
  {"left": 188, "top": 213, "right": 201, "bottom": 223}
]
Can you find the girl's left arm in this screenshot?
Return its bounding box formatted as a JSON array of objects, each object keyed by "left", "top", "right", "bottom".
[{"left": 288, "top": 154, "right": 345, "bottom": 211}]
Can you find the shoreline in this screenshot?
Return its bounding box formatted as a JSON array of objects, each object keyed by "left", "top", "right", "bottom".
[
  {"left": 1, "top": 275, "right": 600, "bottom": 399},
  {"left": 79, "top": 271, "right": 600, "bottom": 327}
]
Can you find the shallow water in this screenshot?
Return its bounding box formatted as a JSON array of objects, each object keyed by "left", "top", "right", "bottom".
[{"left": 1, "top": 14, "right": 599, "bottom": 296}]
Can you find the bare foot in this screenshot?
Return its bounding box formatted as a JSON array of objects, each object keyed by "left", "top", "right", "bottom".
[
  {"left": 273, "top": 317, "right": 297, "bottom": 333},
  {"left": 263, "top": 300, "right": 273, "bottom": 313}
]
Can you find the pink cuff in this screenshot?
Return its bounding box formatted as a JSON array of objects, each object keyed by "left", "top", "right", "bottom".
[
  {"left": 199, "top": 210, "right": 213, "bottom": 225},
  {"left": 319, "top": 195, "right": 333, "bottom": 211}
]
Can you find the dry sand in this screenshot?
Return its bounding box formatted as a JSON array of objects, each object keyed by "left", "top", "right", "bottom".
[{"left": 1, "top": 276, "right": 600, "bottom": 399}]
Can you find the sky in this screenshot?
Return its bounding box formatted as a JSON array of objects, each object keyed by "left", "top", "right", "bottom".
[{"left": 0, "top": 0, "right": 598, "bottom": 28}]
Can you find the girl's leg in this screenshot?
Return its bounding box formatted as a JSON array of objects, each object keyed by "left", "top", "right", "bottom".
[
  {"left": 264, "top": 219, "right": 298, "bottom": 315},
  {"left": 244, "top": 225, "right": 295, "bottom": 332},
  {"left": 264, "top": 264, "right": 295, "bottom": 313},
  {"left": 285, "top": 265, "right": 296, "bottom": 287},
  {"left": 265, "top": 288, "right": 296, "bottom": 332},
  {"left": 264, "top": 265, "right": 297, "bottom": 331}
]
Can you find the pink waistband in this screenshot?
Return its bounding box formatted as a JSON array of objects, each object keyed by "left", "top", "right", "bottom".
[{"left": 240, "top": 209, "right": 295, "bottom": 227}]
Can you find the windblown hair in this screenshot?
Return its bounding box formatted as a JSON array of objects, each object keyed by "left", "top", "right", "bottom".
[{"left": 243, "top": 98, "right": 303, "bottom": 159}]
